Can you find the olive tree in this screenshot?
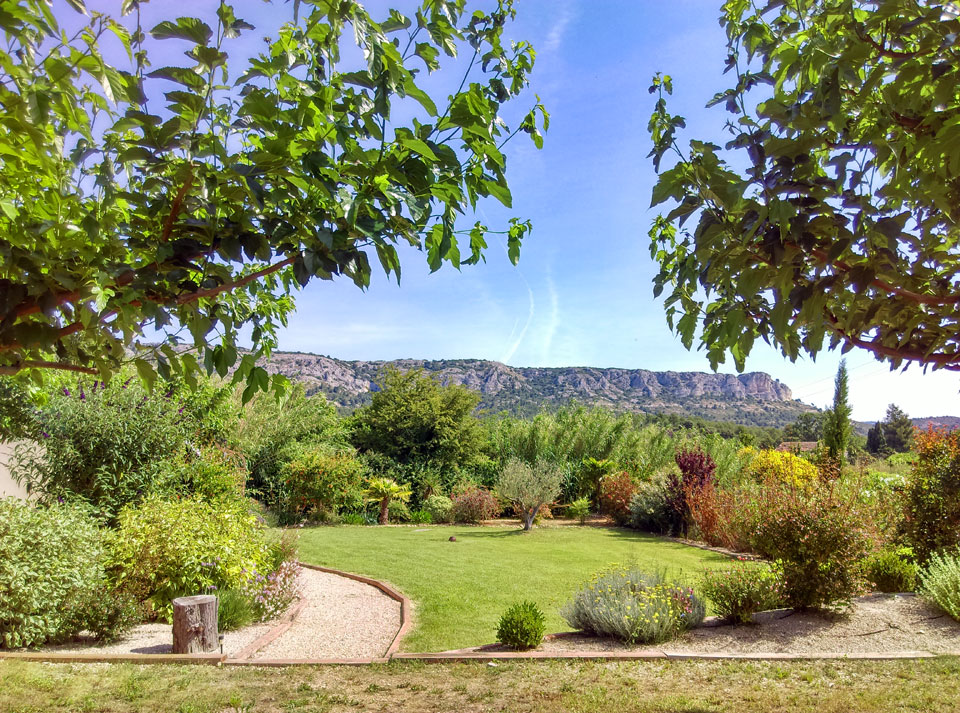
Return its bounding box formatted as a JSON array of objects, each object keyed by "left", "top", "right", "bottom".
[
  {"left": 497, "top": 458, "right": 562, "bottom": 531},
  {"left": 0, "top": 0, "right": 546, "bottom": 399},
  {"left": 648, "top": 0, "right": 960, "bottom": 373}
]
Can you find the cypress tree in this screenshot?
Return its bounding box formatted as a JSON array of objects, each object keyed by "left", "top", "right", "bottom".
[{"left": 822, "top": 359, "right": 852, "bottom": 463}]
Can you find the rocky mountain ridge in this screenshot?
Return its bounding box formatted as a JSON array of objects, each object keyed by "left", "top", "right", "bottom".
[{"left": 258, "top": 351, "right": 816, "bottom": 427}]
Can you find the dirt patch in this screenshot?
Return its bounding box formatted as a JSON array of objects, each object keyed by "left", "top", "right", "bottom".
[{"left": 457, "top": 594, "right": 960, "bottom": 655}]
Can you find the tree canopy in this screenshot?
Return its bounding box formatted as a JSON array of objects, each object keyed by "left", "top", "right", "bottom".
[
  {"left": 821, "top": 359, "right": 852, "bottom": 462},
  {"left": 648, "top": 0, "right": 960, "bottom": 373},
  {"left": 0, "top": 0, "right": 546, "bottom": 399}
]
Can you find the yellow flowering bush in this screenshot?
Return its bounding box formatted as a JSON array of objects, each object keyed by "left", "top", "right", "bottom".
[
  {"left": 560, "top": 566, "right": 704, "bottom": 644},
  {"left": 740, "top": 447, "right": 818, "bottom": 489}
]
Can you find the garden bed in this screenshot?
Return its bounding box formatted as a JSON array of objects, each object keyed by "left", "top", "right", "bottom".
[{"left": 454, "top": 594, "right": 960, "bottom": 656}]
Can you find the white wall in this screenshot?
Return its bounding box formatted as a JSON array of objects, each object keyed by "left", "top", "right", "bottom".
[{"left": 0, "top": 441, "right": 30, "bottom": 500}]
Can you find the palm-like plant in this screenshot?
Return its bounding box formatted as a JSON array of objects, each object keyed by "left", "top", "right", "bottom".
[{"left": 364, "top": 477, "right": 412, "bottom": 525}]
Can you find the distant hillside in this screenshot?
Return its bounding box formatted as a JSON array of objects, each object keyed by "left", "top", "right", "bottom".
[
  {"left": 257, "top": 351, "right": 818, "bottom": 428},
  {"left": 912, "top": 416, "right": 960, "bottom": 430}
]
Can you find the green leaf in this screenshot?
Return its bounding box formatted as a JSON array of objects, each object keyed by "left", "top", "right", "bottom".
[{"left": 150, "top": 18, "right": 213, "bottom": 45}]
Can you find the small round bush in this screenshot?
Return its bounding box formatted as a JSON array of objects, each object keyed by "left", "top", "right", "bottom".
[
  {"left": 496, "top": 601, "right": 546, "bottom": 650},
  {"left": 629, "top": 479, "right": 673, "bottom": 534},
  {"left": 863, "top": 547, "right": 918, "bottom": 593},
  {"left": 424, "top": 494, "right": 453, "bottom": 523},
  {"left": 919, "top": 549, "right": 960, "bottom": 621},
  {"left": 700, "top": 561, "right": 784, "bottom": 624}
]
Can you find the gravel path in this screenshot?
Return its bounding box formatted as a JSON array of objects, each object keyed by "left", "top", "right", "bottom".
[
  {"left": 41, "top": 620, "right": 274, "bottom": 656},
  {"left": 252, "top": 567, "right": 401, "bottom": 659},
  {"left": 38, "top": 568, "right": 402, "bottom": 659},
  {"left": 530, "top": 594, "right": 960, "bottom": 655}
]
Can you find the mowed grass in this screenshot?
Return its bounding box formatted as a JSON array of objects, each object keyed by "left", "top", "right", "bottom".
[
  {"left": 3, "top": 658, "right": 960, "bottom": 713},
  {"left": 296, "top": 524, "right": 730, "bottom": 652}
]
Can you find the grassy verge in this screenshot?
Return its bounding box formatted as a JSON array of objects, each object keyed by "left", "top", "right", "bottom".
[
  {"left": 295, "top": 524, "right": 730, "bottom": 652},
  {"left": 2, "top": 658, "right": 959, "bottom": 712}
]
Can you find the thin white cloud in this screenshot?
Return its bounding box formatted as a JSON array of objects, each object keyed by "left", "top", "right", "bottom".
[
  {"left": 502, "top": 283, "right": 535, "bottom": 364},
  {"left": 542, "top": 1, "right": 575, "bottom": 54}
]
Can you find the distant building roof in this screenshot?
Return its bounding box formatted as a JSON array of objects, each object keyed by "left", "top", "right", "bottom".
[{"left": 776, "top": 441, "right": 818, "bottom": 452}]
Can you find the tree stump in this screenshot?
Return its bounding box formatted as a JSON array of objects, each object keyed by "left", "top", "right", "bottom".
[{"left": 172, "top": 595, "right": 219, "bottom": 654}]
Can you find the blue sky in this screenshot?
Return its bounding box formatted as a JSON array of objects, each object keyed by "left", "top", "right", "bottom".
[{"left": 108, "top": 0, "right": 959, "bottom": 421}]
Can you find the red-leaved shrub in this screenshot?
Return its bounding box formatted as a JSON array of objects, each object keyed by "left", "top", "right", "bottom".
[
  {"left": 599, "top": 472, "right": 637, "bottom": 525},
  {"left": 450, "top": 484, "right": 501, "bottom": 523}
]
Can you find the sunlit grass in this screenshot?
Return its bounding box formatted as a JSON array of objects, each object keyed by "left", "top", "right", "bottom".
[{"left": 296, "top": 524, "right": 729, "bottom": 652}]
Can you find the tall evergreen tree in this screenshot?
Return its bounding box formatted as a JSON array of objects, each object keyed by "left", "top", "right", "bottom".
[
  {"left": 882, "top": 404, "right": 915, "bottom": 453},
  {"left": 865, "top": 421, "right": 888, "bottom": 456},
  {"left": 822, "top": 360, "right": 852, "bottom": 463}
]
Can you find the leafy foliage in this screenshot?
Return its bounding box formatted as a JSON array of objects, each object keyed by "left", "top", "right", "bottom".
[
  {"left": 567, "top": 496, "right": 591, "bottom": 525},
  {"left": 883, "top": 404, "right": 916, "bottom": 454},
  {"left": 648, "top": 2, "right": 960, "bottom": 373},
  {"left": 449, "top": 483, "right": 500, "bottom": 523},
  {"left": 0, "top": 499, "right": 120, "bottom": 648},
  {"left": 496, "top": 459, "right": 563, "bottom": 530},
  {"left": 423, "top": 494, "right": 454, "bottom": 524},
  {"left": 751, "top": 480, "right": 873, "bottom": 610},
  {"left": 863, "top": 546, "right": 918, "bottom": 593},
  {"left": 0, "top": 0, "right": 545, "bottom": 395},
  {"left": 919, "top": 548, "right": 960, "bottom": 621},
  {"left": 351, "top": 368, "right": 485, "bottom": 471},
  {"left": 598, "top": 472, "right": 637, "bottom": 526},
  {"left": 278, "top": 447, "right": 366, "bottom": 524},
  {"left": 109, "top": 496, "right": 272, "bottom": 620},
  {"left": 741, "top": 447, "right": 818, "bottom": 489},
  {"left": 363, "top": 476, "right": 412, "bottom": 525},
  {"left": 700, "top": 561, "right": 784, "bottom": 624},
  {"left": 902, "top": 427, "right": 960, "bottom": 560},
  {"left": 561, "top": 566, "right": 705, "bottom": 644},
  {"left": 496, "top": 601, "right": 546, "bottom": 650},
  {"left": 10, "top": 375, "right": 203, "bottom": 522}
]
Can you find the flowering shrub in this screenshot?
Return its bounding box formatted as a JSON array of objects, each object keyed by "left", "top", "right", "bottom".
[
  {"left": 561, "top": 566, "right": 705, "bottom": 644},
  {"left": 919, "top": 549, "right": 960, "bottom": 621},
  {"left": 109, "top": 496, "right": 273, "bottom": 620},
  {"left": 496, "top": 601, "right": 546, "bottom": 650},
  {"left": 902, "top": 426, "right": 960, "bottom": 560},
  {"left": 241, "top": 558, "right": 303, "bottom": 621},
  {"left": 740, "top": 447, "right": 818, "bottom": 489},
  {"left": 278, "top": 447, "right": 366, "bottom": 524},
  {"left": 751, "top": 479, "right": 873, "bottom": 609},
  {"left": 599, "top": 472, "right": 637, "bottom": 525},
  {"left": 700, "top": 561, "right": 784, "bottom": 623},
  {"left": 450, "top": 484, "right": 500, "bottom": 523}
]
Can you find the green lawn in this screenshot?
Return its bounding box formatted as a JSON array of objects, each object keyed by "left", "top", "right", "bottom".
[
  {"left": 296, "top": 524, "right": 730, "bottom": 652},
  {"left": 4, "top": 658, "right": 960, "bottom": 713}
]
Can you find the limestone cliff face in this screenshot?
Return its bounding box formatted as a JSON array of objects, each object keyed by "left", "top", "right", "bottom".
[{"left": 260, "top": 351, "right": 810, "bottom": 426}]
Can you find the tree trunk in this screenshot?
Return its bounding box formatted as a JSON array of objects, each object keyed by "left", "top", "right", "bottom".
[
  {"left": 379, "top": 496, "right": 390, "bottom": 525},
  {"left": 523, "top": 507, "right": 535, "bottom": 531},
  {"left": 172, "top": 595, "right": 219, "bottom": 654}
]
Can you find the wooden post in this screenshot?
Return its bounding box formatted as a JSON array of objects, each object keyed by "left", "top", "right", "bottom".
[{"left": 172, "top": 595, "right": 219, "bottom": 654}]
